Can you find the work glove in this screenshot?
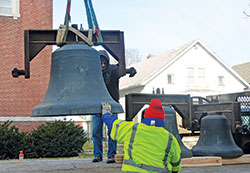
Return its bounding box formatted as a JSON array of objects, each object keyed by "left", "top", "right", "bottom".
[
  {"left": 129, "top": 67, "right": 137, "bottom": 77},
  {"left": 126, "top": 67, "right": 137, "bottom": 77},
  {"left": 102, "top": 102, "right": 112, "bottom": 115}
]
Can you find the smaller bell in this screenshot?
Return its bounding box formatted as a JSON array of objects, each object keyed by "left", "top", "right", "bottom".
[
  {"left": 191, "top": 115, "right": 243, "bottom": 157},
  {"left": 163, "top": 106, "right": 193, "bottom": 158}
]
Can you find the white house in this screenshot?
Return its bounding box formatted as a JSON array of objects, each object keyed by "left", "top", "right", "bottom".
[{"left": 118, "top": 40, "right": 250, "bottom": 120}]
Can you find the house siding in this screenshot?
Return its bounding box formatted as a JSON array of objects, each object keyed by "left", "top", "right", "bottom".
[{"left": 140, "top": 44, "right": 246, "bottom": 96}]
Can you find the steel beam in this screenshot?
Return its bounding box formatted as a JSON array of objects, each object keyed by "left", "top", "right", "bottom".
[
  {"left": 12, "top": 29, "right": 126, "bottom": 78},
  {"left": 125, "top": 93, "right": 191, "bottom": 121}
]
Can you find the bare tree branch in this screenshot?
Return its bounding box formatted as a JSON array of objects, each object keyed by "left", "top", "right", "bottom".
[
  {"left": 243, "top": 0, "right": 250, "bottom": 18},
  {"left": 125, "top": 48, "right": 142, "bottom": 66}
]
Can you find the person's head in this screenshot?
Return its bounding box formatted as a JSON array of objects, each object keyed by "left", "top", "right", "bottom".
[
  {"left": 144, "top": 99, "right": 165, "bottom": 121},
  {"left": 98, "top": 50, "right": 110, "bottom": 71}
]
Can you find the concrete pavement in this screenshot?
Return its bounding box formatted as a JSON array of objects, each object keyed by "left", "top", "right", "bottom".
[
  {"left": 0, "top": 158, "right": 121, "bottom": 173},
  {"left": 1, "top": 158, "right": 250, "bottom": 172}
]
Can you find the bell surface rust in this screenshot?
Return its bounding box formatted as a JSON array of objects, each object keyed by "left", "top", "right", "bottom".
[
  {"left": 191, "top": 115, "right": 243, "bottom": 157},
  {"left": 163, "top": 106, "right": 193, "bottom": 158},
  {"left": 31, "top": 44, "right": 124, "bottom": 117}
]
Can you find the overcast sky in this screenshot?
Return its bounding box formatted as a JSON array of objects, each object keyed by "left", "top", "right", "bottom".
[{"left": 53, "top": 0, "right": 250, "bottom": 66}]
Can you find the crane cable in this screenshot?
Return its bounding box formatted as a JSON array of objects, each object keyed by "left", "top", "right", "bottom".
[
  {"left": 62, "top": 0, "right": 71, "bottom": 42},
  {"left": 62, "top": 0, "right": 103, "bottom": 43},
  {"left": 84, "top": 0, "right": 103, "bottom": 43}
]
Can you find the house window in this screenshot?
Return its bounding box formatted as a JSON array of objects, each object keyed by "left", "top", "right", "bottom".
[
  {"left": 197, "top": 68, "right": 205, "bottom": 86},
  {"left": 167, "top": 74, "right": 174, "bottom": 84},
  {"left": 186, "top": 67, "right": 206, "bottom": 86},
  {"left": 218, "top": 76, "right": 225, "bottom": 86},
  {"left": 186, "top": 67, "right": 194, "bottom": 85},
  {"left": 0, "top": 0, "right": 20, "bottom": 19}
]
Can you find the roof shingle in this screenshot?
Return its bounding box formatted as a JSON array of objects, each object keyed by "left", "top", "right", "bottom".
[{"left": 232, "top": 62, "right": 250, "bottom": 83}]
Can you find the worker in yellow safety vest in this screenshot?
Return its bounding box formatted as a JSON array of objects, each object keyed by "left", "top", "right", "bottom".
[{"left": 101, "top": 99, "right": 182, "bottom": 173}]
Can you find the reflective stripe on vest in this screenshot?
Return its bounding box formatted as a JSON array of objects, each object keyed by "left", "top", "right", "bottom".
[
  {"left": 124, "top": 159, "right": 171, "bottom": 173},
  {"left": 163, "top": 133, "right": 181, "bottom": 167},
  {"left": 124, "top": 123, "right": 171, "bottom": 173},
  {"left": 114, "top": 120, "right": 124, "bottom": 141},
  {"left": 171, "top": 158, "right": 181, "bottom": 167},
  {"left": 163, "top": 133, "right": 173, "bottom": 166},
  {"left": 128, "top": 123, "right": 139, "bottom": 158}
]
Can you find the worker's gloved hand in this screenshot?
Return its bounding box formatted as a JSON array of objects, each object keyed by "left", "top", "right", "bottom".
[
  {"left": 102, "top": 102, "right": 112, "bottom": 115},
  {"left": 128, "top": 67, "right": 137, "bottom": 77}
]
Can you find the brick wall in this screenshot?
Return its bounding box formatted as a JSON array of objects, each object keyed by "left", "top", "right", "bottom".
[
  {"left": 10, "top": 122, "right": 47, "bottom": 132},
  {"left": 0, "top": 0, "right": 52, "bottom": 130}
]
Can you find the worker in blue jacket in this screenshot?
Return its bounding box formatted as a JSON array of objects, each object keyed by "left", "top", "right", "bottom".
[{"left": 92, "top": 50, "right": 120, "bottom": 164}]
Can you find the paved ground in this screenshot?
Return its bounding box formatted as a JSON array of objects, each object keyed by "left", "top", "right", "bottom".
[
  {"left": 1, "top": 158, "right": 250, "bottom": 172},
  {"left": 0, "top": 158, "right": 121, "bottom": 173}
]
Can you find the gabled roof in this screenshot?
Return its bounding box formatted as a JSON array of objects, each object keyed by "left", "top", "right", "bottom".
[
  {"left": 120, "top": 40, "right": 197, "bottom": 90},
  {"left": 120, "top": 40, "right": 250, "bottom": 90},
  {"left": 232, "top": 62, "right": 250, "bottom": 83}
]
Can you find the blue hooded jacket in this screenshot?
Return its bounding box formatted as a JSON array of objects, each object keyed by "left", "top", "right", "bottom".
[{"left": 98, "top": 50, "right": 120, "bottom": 102}]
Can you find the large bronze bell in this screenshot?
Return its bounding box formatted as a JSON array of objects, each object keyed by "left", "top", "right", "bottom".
[
  {"left": 31, "top": 44, "right": 124, "bottom": 117},
  {"left": 191, "top": 115, "right": 243, "bottom": 157},
  {"left": 163, "top": 106, "right": 193, "bottom": 158}
]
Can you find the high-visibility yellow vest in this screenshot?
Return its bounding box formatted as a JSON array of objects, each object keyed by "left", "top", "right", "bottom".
[{"left": 111, "top": 120, "right": 182, "bottom": 173}]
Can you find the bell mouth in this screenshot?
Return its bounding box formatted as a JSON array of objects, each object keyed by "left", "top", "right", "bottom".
[{"left": 31, "top": 100, "right": 124, "bottom": 117}]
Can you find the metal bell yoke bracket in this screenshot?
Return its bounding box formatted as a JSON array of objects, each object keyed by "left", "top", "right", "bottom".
[{"left": 12, "top": 28, "right": 135, "bottom": 79}]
